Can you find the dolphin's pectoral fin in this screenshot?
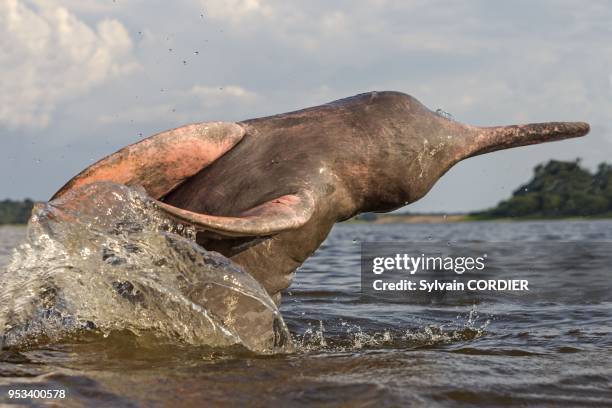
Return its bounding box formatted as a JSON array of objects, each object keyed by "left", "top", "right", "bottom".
[
  {"left": 154, "top": 191, "right": 316, "bottom": 237},
  {"left": 51, "top": 122, "right": 245, "bottom": 200}
]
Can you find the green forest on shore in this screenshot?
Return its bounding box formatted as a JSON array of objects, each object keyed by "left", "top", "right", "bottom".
[
  {"left": 0, "top": 199, "right": 35, "bottom": 225},
  {"left": 471, "top": 160, "right": 612, "bottom": 219},
  {"left": 2, "top": 160, "right": 612, "bottom": 225}
]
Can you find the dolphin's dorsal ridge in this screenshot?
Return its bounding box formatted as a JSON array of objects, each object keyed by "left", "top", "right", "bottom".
[{"left": 52, "top": 122, "right": 245, "bottom": 201}]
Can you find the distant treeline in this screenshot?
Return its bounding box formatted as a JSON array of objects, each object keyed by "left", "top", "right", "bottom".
[
  {"left": 2, "top": 160, "right": 612, "bottom": 224},
  {"left": 473, "top": 160, "right": 612, "bottom": 218},
  {"left": 0, "top": 199, "right": 35, "bottom": 225}
]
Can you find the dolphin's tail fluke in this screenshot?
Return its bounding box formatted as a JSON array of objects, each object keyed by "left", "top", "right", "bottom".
[{"left": 467, "top": 121, "right": 590, "bottom": 158}]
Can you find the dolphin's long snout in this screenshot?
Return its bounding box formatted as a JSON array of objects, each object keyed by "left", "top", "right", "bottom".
[{"left": 468, "top": 121, "right": 590, "bottom": 158}]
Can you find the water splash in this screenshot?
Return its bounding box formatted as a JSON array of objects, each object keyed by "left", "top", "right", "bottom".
[
  {"left": 0, "top": 182, "right": 292, "bottom": 354},
  {"left": 435, "top": 108, "right": 454, "bottom": 120},
  {"left": 293, "top": 305, "right": 489, "bottom": 353}
]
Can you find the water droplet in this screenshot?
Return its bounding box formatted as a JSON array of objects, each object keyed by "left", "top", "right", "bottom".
[
  {"left": 435, "top": 108, "right": 454, "bottom": 120},
  {"left": 194, "top": 51, "right": 199, "bottom": 55}
]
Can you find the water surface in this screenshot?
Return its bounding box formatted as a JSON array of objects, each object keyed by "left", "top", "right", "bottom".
[{"left": 0, "top": 220, "right": 611, "bottom": 407}]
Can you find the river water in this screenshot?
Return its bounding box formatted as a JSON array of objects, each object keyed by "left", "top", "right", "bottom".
[{"left": 0, "top": 208, "right": 611, "bottom": 406}]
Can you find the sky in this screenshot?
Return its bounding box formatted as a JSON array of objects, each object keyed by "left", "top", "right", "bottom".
[{"left": 1, "top": 0, "right": 611, "bottom": 212}]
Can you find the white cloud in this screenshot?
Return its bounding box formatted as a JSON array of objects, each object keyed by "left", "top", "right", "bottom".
[
  {"left": 204, "top": 0, "right": 277, "bottom": 23},
  {"left": 199, "top": 1, "right": 483, "bottom": 53},
  {"left": 0, "top": 0, "right": 138, "bottom": 129},
  {"left": 32, "top": 0, "right": 134, "bottom": 14},
  {"left": 201, "top": 0, "right": 340, "bottom": 49},
  {"left": 190, "top": 84, "right": 257, "bottom": 105}
]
